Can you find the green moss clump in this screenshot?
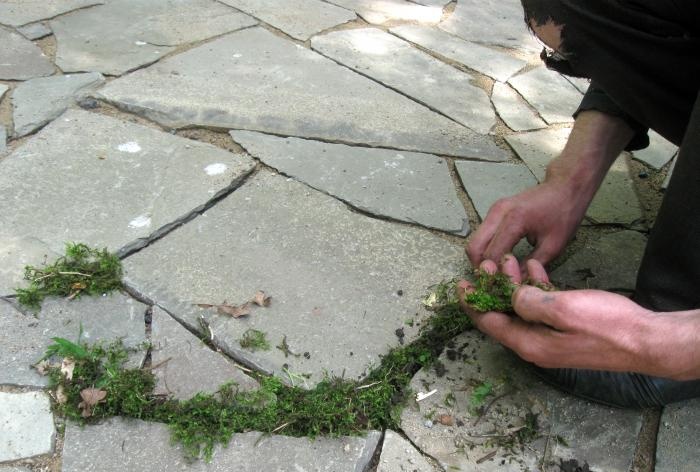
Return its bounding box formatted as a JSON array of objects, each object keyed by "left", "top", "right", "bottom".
[
  {"left": 239, "top": 329, "right": 271, "bottom": 351},
  {"left": 464, "top": 270, "right": 517, "bottom": 312}
]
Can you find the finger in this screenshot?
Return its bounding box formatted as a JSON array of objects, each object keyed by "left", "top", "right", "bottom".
[
  {"left": 483, "top": 220, "right": 527, "bottom": 264},
  {"left": 499, "top": 254, "right": 522, "bottom": 284},
  {"left": 525, "top": 259, "right": 550, "bottom": 285},
  {"left": 479, "top": 259, "right": 498, "bottom": 275},
  {"left": 512, "top": 285, "right": 565, "bottom": 328},
  {"left": 527, "top": 238, "right": 562, "bottom": 266},
  {"left": 466, "top": 207, "right": 508, "bottom": 266},
  {"left": 457, "top": 279, "right": 483, "bottom": 320}
]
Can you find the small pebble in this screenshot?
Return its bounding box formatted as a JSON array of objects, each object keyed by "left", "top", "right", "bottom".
[
  {"left": 638, "top": 170, "right": 649, "bottom": 179},
  {"left": 424, "top": 420, "right": 433, "bottom": 428}
]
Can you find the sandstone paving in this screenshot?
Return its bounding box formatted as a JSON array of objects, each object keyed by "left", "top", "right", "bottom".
[
  {"left": 0, "top": 109, "right": 255, "bottom": 258},
  {"left": 656, "top": 398, "right": 700, "bottom": 472},
  {"left": 62, "top": 417, "right": 381, "bottom": 471},
  {"left": 376, "top": 430, "right": 440, "bottom": 472},
  {"left": 0, "top": 0, "right": 101, "bottom": 27},
  {"left": 491, "top": 81, "right": 548, "bottom": 132},
  {"left": 17, "top": 22, "right": 52, "bottom": 40},
  {"left": 550, "top": 230, "right": 647, "bottom": 292},
  {"left": 12, "top": 72, "right": 105, "bottom": 137},
  {"left": 0, "top": 293, "right": 147, "bottom": 387},
  {"left": 96, "top": 27, "right": 507, "bottom": 160},
  {"left": 439, "top": 0, "right": 540, "bottom": 53},
  {"left": 399, "top": 330, "right": 643, "bottom": 471},
  {"left": 0, "top": 27, "right": 54, "bottom": 80},
  {"left": 51, "top": 0, "right": 257, "bottom": 75},
  {"left": 311, "top": 28, "right": 496, "bottom": 134},
  {"left": 390, "top": 25, "right": 527, "bottom": 83},
  {"left": 151, "top": 306, "right": 259, "bottom": 400},
  {"left": 508, "top": 66, "right": 583, "bottom": 124},
  {"left": 123, "top": 171, "right": 465, "bottom": 386},
  {"left": 327, "top": 0, "right": 442, "bottom": 25},
  {"left": 231, "top": 130, "right": 469, "bottom": 234},
  {"left": 0, "top": 236, "right": 57, "bottom": 297},
  {"left": 0, "top": 391, "right": 55, "bottom": 462},
  {"left": 632, "top": 129, "right": 678, "bottom": 170},
  {"left": 219, "top": 0, "right": 356, "bottom": 41}
]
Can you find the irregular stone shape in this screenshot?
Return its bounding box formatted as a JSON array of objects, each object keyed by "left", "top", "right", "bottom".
[
  {"left": 455, "top": 161, "right": 537, "bottom": 219},
  {"left": 565, "top": 76, "right": 591, "bottom": 94},
  {"left": 232, "top": 131, "right": 469, "bottom": 234},
  {"left": 662, "top": 155, "right": 676, "bottom": 190},
  {"left": 17, "top": 22, "right": 52, "bottom": 40},
  {"left": 62, "top": 417, "right": 381, "bottom": 471},
  {"left": 0, "top": 83, "right": 7, "bottom": 100},
  {"left": 0, "top": 0, "right": 101, "bottom": 27},
  {"left": 491, "top": 82, "right": 548, "bottom": 132},
  {"left": 51, "top": 0, "right": 257, "bottom": 75},
  {"left": 219, "top": 0, "right": 356, "bottom": 41},
  {"left": 0, "top": 27, "right": 54, "bottom": 80},
  {"left": 0, "top": 391, "right": 55, "bottom": 462},
  {"left": 0, "top": 294, "right": 147, "bottom": 387},
  {"left": 377, "top": 430, "right": 439, "bottom": 472},
  {"left": 439, "top": 0, "right": 540, "bottom": 53},
  {"left": 390, "top": 25, "right": 527, "bottom": 83},
  {"left": 656, "top": 398, "right": 700, "bottom": 472},
  {"left": 550, "top": 230, "right": 647, "bottom": 291},
  {"left": 412, "top": 0, "right": 450, "bottom": 6},
  {"left": 312, "top": 28, "right": 495, "bottom": 134},
  {"left": 0, "top": 236, "right": 58, "bottom": 296},
  {"left": 327, "top": 0, "right": 441, "bottom": 24},
  {"left": 0, "top": 109, "right": 255, "bottom": 257},
  {"left": 96, "top": 27, "right": 507, "bottom": 160},
  {"left": 400, "top": 331, "right": 643, "bottom": 472},
  {"left": 0, "top": 125, "right": 6, "bottom": 155},
  {"left": 508, "top": 67, "right": 582, "bottom": 124},
  {"left": 632, "top": 130, "right": 678, "bottom": 169},
  {"left": 505, "top": 127, "right": 571, "bottom": 182},
  {"left": 12, "top": 72, "right": 105, "bottom": 137},
  {"left": 0, "top": 466, "right": 32, "bottom": 472},
  {"left": 151, "top": 306, "right": 259, "bottom": 400},
  {"left": 123, "top": 171, "right": 464, "bottom": 386}
]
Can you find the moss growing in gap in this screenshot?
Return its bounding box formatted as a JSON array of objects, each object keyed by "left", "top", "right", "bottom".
[{"left": 240, "top": 329, "right": 271, "bottom": 351}]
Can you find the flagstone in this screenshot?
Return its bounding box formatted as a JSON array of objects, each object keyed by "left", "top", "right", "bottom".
[
  {"left": 662, "top": 156, "right": 676, "bottom": 190},
  {"left": 491, "top": 81, "right": 548, "bottom": 132},
  {"left": 0, "top": 391, "right": 55, "bottom": 462},
  {"left": 0, "top": 27, "right": 54, "bottom": 80},
  {"left": 0, "top": 0, "right": 101, "bottom": 27},
  {"left": 0, "top": 236, "right": 57, "bottom": 297},
  {"left": 377, "top": 430, "right": 439, "bottom": 472},
  {"left": 17, "top": 22, "right": 52, "bottom": 40},
  {"left": 508, "top": 67, "right": 582, "bottom": 124},
  {"left": 0, "top": 125, "right": 6, "bottom": 155},
  {"left": 0, "top": 84, "right": 7, "bottom": 101},
  {"left": 632, "top": 130, "right": 678, "bottom": 170},
  {"left": 327, "top": 0, "right": 441, "bottom": 25},
  {"left": 656, "top": 398, "right": 700, "bottom": 472}
]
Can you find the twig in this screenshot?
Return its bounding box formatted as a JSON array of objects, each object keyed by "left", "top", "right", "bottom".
[
  {"left": 476, "top": 450, "right": 497, "bottom": 464},
  {"left": 271, "top": 422, "right": 290, "bottom": 434},
  {"left": 355, "top": 381, "right": 382, "bottom": 391},
  {"left": 146, "top": 357, "right": 172, "bottom": 371},
  {"left": 473, "top": 392, "right": 510, "bottom": 426},
  {"left": 35, "top": 271, "right": 93, "bottom": 282}
]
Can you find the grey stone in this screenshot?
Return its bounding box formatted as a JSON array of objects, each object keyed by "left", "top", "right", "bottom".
[
  {"left": 508, "top": 67, "right": 582, "bottom": 124},
  {"left": 0, "top": 293, "right": 147, "bottom": 387},
  {"left": 51, "top": 0, "right": 257, "bottom": 75},
  {"left": 491, "top": 81, "right": 548, "bottom": 132},
  {"left": 17, "top": 22, "right": 52, "bottom": 40},
  {"left": 662, "top": 155, "right": 677, "bottom": 190},
  {"left": 0, "top": 0, "right": 101, "bottom": 27},
  {"left": 0, "top": 83, "right": 7, "bottom": 100},
  {"left": 390, "top": 25, "right": 527, "bottom": 83},
  {"left": 123, "top": 171, "right": 464, "bottom": 386},
  {"left": 312, "top": 28, "right": 496, "bottom": 134},
  {"left": 0, "top": 109, "right": 255, "bottom": 256},
  {"left": 327, "top": 0, "right": 442, "bottom": 24},
  {"left": 0, "top": 125, "right": 5, "bottom": 155},
  {"left": 219, "top": 0, "right": 356, "bottom": 41},
  {"left": 550, "top": 230, "right": 647, "bottom": 291},
  {"left": 412, "top": 0, "right": 450, "bottom": 5},
  {"left": 232, "top": 131, "right": 469, "bottom": 234},
  {"left": 0, "top": 236, "right": 57, "bottom": 296},
  {"left": 96, "top": 27, "right": 507, "bottom": 160},
  {"left": 12, "top": 72, "right": 105, "bottom": 137},
  {"left": 656, "top": 398, "right": 700, "bottom": 472},
  {"left": 0, "top": 467, "right": 32, "bottom": 472},
  {"left": 151, "top": 306, "right": 259, "bottom": 400},
  {"left": 455, "top": 160, "right": 537, "bottom": 219},
  {"left": 62, "top": 417, "right": 381, "bottom": 471},
  {"left": 0, "top": 391, "right": 55, "bottom": 462},
  {"left": 377, "top": 430, "right": 439, "bottom": 472},
  {"left": 632, "top": 130, "right": 678, "bottom": 169},
  {"left": 505, "top": 127, "right": 571, "bottom": 182},
  {"left": 0, "top": 27, "right": 54, "bottom": 80},
  {"left": 400, "top": 331, "right": 643, "bottom": 472},
  {"left": 565, "top": 76, "right": 591, "bottom": 94},
  {"left": 439, "top": 0, "right": 540, "bottom": 53}
]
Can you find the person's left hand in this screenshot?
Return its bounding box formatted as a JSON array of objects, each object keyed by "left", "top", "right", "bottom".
[{"left": 456, "top": 255, "right": 671, "bottom": 377}]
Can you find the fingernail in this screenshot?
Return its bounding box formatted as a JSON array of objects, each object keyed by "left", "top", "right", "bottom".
[{"left": 457, "top": 279, "right": 470, "bottom": 290}]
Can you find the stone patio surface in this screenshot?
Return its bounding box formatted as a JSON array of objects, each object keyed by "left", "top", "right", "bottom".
[{"left": 0, "top": 1, "right": 688, "bottom": 471}]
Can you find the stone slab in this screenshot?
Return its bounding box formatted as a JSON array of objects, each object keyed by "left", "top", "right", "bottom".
[
  {"left": 0, "top": 391, "right": 55, "bottom": 462},
  {"left": 51, "top": 0, "right": 257, "bottom": 75},
  {"left": 123, "top": 171, "right": 465, "bottom": 386},
  {"left": 506, "top": 127, "right": 571, "bottom": 182},
  {"left": 565, "top": 76, "right": 591, "bottom": 94},
  {"left": 219, "top": 0, "right": 356, "bottom": 41},
  {"left": 232, "top": 130, "right": 469, "bottom": 234},
  {"left": 412, "top": 0, "right": 450, "bottom": 6},
  {"left": 508, "top": 67, "right": 582, "bottom": 124},
  {"left": 0, "top": 293, "right": 147, "bottom": 387},
  {"left": 400, "top": 331, "right": 643, "bottom": 472},
  {"left": 312, "top": 28, "right": 495, "bottom": 134},
  {"left": 62, "top": 417, "right": 381, "bottom": 471},
  {"left": 656, "top": 398, "right": 700, "bottom": 472},
  {"left": 632, "top": 130, "right": 678, "bottom": 170},
  {"left": 492, "top": 81, "right": 548, "bottom": 132},
  {"left": 0, "top": 109, "right": 255, "bottom": 257},
  {"left": 377, "top": 430, "right": 439, "bottom": 472},
  {"left": 390, "top": 25, "right": 527, "bottom": 83},
  {"left": 12, "top": 72, "right": 105, "bottom": 137},
  {"left": 17, "top": 22, "right": 52, "bottom": 40},
  {"left": 0, "top": 467, "right": 32, "bottom": 472},
  {"left": 0, "top": 125, "right": 5, "bottom": 155},
  {"left": 0, "top": 27, "right": 54, "bottom": 80},
  {"left": 0, "top": 236, "right": 57, "bottom": 296},
  {"left": 151, "top": 306, "right": 259, "bottom": 400},
  {"left": 0, "top": 0, "right": 101, "bottom": 27},
  {"left": 0, "top": 83, "right": 7, "bottom": 101},
  {"left": 327, "top": 0, "right": 441, "bottom": 25},
  {"left": 439, "top": 0, "right": 540, "bottom": 53},
  {"left": 96, "top": 27, "right": 507, "bottom": 160},
  {"left": 662, "top": 155, "right": 676, "bottom": 190},
  {"left": 455, "top": 161, "right": 537, "bottom": 220},
  {"left": 550, "top": 230, "right": 647, "bottom": 291}
]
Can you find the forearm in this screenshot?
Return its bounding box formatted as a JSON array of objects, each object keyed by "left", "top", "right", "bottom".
[{"left": 642, "top": 310, "right": 700, "bottom": 381}]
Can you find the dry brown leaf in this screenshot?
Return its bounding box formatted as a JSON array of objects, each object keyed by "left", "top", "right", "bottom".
[
  {"left": 61, "top": 357, "right": 76, "bottom": 380},
  {"left": 438, "top": 414, "right": 455, "bottom": 426},
  {"left": 78, "top": 388, "right": 107, "bottom": 417},
  {"left": 195, "top": 302, "right": 252, "bottom": 318},
  {"left": 56, "top": 385, "right": 68, "bottom": 404},
  {"left": 34, "top": 360, "right": 52, "bottom": 376},
  {"left": 251, "top": 290, "right": 272, "bottom": 307}
]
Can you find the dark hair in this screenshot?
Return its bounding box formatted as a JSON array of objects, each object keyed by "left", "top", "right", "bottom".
[{"left": 520, "top": 0, "right": 567, "bottom": 27}]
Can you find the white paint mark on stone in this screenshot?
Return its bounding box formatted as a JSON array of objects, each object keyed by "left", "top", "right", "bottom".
[
  {"left": 128, "top": 215, "right": 152, "bottom": 229},
  {"left": 117, "top": 141, "right": 141, "bottom": 153},
  {"left": 135, "top": 41, "right": 147, "bottom": 46},
  {"left": 204, "top": 163, "right": 228, "bottom": 175},
  {"left": 233, "top": 53, "right": 243, "bottom": 58}
]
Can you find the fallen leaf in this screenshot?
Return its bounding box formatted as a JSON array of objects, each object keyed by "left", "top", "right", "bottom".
[
  {"left": 61, "top": 357, "right": 76, "bottom": 380},
  {"left": 56, "top": 385, "right": 68, "bottom": 404},
  {"left": 438, "top": 414, "right": 455, "bottom": 426},
  {"left": 195, "top": 302, "right": 251, "bottom": 318},
  {"left": 71, "top": 282, "right": 87, "bottom": 291},
  {"left": 78, "top": 388, "right": 107, "bottom": 418},
  {"left": 34, "top": 360, "right": 52, "bottom": 376},
  {"left": 251, "top": 290, "right": 272, "bottom": 307}
]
